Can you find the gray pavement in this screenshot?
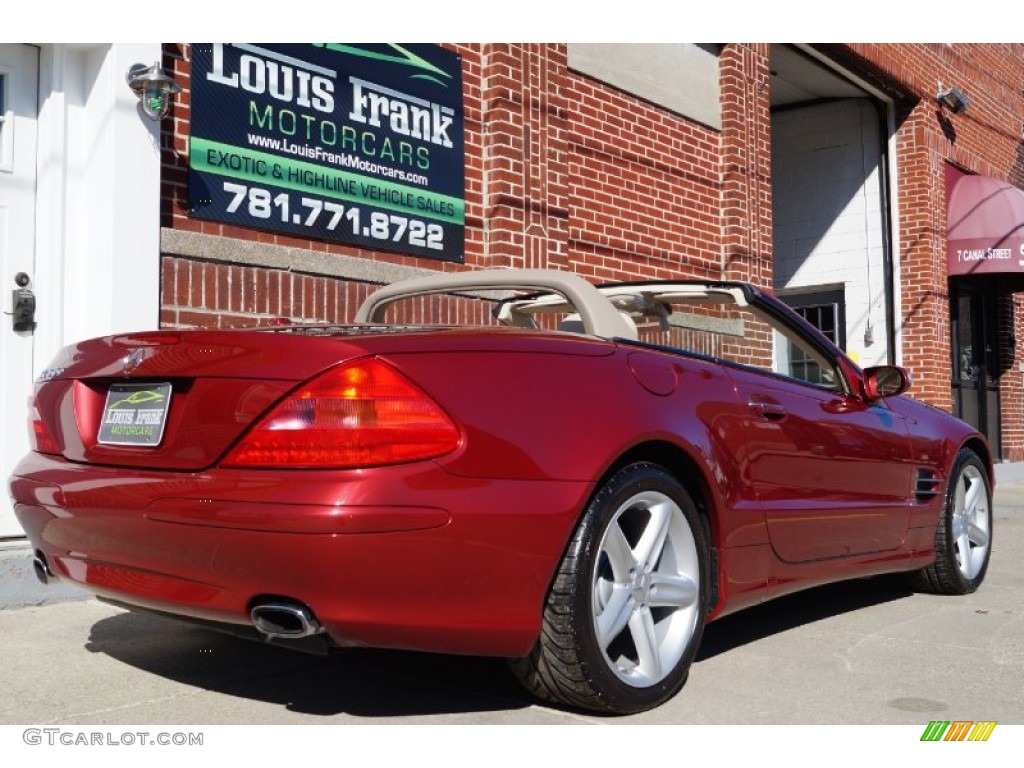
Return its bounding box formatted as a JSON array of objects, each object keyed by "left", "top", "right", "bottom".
[
  {"left": 0, "top": 541, "right": 88, "bottom": 610},
  {"left": 1, "top": 475, "right": 1022, "bottom": 726}
]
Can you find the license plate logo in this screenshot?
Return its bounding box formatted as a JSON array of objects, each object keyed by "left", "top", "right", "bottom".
[{"left": 97, "top": 382, "right": 172, "bottom": 446}]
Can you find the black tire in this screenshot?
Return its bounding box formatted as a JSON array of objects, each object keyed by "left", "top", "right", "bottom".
[
  {"left": 510, "top": 462, "right": 709, "bottom": 714},
  {"left": 909, "top": 448, "right": 993, "bottom": 595}
]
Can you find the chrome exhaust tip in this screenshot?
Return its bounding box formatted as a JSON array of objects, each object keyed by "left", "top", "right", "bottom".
[
  {"left": 32, "top": 554, "right": 54, "bottom": 585},
  {"left": 250, "top": 601, "right": 322, "bottom": 639}
]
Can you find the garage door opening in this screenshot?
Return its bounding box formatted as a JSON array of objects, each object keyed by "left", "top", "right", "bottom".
[{"left": 768, "top": 45, "right": 895, "bottom": 371}]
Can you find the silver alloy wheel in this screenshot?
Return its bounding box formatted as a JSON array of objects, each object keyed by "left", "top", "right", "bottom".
[
  {"left": 952, "top": 463, "right": 991, "bottom": 580},
  {"left": 591, "top": 490, "right": 701, "bottom": 687}
]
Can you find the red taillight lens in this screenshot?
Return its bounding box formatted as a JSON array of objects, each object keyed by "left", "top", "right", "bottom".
[
  {"left": 222, "top": 358, "right": 460, "bottom": 468},
  {"left": 29, "top": 398, "right": 61, "bottom": 455}
]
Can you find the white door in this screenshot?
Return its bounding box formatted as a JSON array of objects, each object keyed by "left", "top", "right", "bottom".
[{"left": 0, "top": 44, "right": 39, "bottom": 537}]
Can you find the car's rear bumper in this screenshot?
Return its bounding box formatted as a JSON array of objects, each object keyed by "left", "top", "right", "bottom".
[{"left": 10, "top": 451, "right": 593, "bottom": 658}]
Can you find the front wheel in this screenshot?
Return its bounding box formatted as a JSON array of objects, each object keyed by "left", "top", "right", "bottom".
[
  {"left": 910, "top": 448, "right": 993, "bottom": 595},
  {"left": 510, "top": 463, "right": 709, "bottom": 714}
]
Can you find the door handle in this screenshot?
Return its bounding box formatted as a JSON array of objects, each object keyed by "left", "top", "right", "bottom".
[{"left": 749, "top": 400, "right": 787, "bottom": 420}]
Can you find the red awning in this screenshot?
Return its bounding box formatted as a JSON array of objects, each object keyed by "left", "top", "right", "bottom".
[{"left": 947, "top": 175, "right": 1024, "bottom": 277}]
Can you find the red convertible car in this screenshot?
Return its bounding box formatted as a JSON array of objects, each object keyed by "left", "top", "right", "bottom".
[{"left": 9, "top": 268, "right": 993, "bottom": 714}]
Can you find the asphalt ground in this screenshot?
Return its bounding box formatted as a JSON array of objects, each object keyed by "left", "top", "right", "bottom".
[{"left": 1, "top": 480, "right": 1021, "bottom": 765}]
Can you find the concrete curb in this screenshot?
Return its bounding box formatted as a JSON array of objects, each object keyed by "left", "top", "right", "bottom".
[{"left": 995, "top": 460, "right": 1024, "bottom": 487}]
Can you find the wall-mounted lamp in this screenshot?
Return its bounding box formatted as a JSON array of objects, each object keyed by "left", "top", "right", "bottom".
[
  {"left": 126, "top": 62, "right": 181, "bottom": 120},
  {"left": 936, "top": 85, "right": 970, "bottom": 114}
]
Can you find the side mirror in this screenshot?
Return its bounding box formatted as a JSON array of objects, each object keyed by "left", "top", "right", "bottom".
[{"left": 863, "top": 365, "right": 912, "bottom": 400}]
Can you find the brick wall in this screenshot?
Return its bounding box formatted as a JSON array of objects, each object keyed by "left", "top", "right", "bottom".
[
  {"left": 565, "top": 50, "right": 731, "bottom": 283},
  {"left": 159, "top": 43, "right": 491, "bottom": 330},
  {"left": 159, "top": 43, "right": 767, "bottom": 326},
  {"left": 719, "top": 44, "right": 773, "bottom": 287},
  {"left": 157, "top": 42, "right": 1024, "bottom": 456},
  {"left": 843, "top": 44, "right": 1024, "bottom": 455},
  {"left": 159, "top": 257, "right": 377, "bottom": 328}
]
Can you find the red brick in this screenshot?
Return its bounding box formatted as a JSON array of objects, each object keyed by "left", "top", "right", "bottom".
[{"left": 159, "top": 42, "right": 1024, "bottom": 457}]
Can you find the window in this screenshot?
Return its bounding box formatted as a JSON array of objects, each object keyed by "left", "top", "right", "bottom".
[{"left": 778, "top": 289, "right": 845, "bottom": 386}]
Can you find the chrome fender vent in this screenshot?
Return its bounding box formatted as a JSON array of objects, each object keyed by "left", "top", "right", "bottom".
[{"left": 915, "top": 469, "right": 944, "bottom": 504}]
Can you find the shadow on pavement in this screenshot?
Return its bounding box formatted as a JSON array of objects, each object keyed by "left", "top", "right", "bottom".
[
  {"left": 697, "top": 574, "right": 914, "bottom": 661},
  {"left": 85, "top": 611, "right": 534, "bottom": 718},
  {"left": 84, "top": 574, "right": 914, "bottom": 718}
]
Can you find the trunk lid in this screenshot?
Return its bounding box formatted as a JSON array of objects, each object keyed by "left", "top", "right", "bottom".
[
  {"left": 35, "top": 330, "right": 370, "bottom": 471},
  {"left": 33, "top": 326, "right": 614, "bottom": 471}
]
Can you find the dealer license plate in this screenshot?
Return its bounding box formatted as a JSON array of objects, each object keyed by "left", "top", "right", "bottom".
[{"left": 97, "top": 382, "right": 172, "bottom": 446}]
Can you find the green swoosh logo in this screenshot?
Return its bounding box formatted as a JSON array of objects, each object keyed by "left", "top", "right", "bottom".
[
  {"left": 312, "top": 44, "right": 453, "bottom": 87},
  {"left": 111, "top": 391, "right": 166, "bottom": 408}
]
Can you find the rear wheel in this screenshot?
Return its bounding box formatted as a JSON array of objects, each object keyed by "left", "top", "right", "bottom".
[
  {"left": 910, "top": 448, "right": 992, "bottom": 594},
  {"left": 510, "top": 463, "right": 708, "bottom": 714}
]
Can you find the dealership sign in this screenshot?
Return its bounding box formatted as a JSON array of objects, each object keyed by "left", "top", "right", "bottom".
[{"left": 189, "top": 44, "right": 465, "bottom": 262}]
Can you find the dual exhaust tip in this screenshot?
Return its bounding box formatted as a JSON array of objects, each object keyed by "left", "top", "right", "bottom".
[
  {"left": 250, "top": 601, "right": 322, "bottom": 639},
  {"left": 32, "top": 553, "right": 55, "bottom": 585}
]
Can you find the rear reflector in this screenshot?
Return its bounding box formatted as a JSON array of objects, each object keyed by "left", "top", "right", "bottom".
[
  {"left": 29, "top": 398, "right": 61, "bottom": 455},
  {"left": 222, "top": 358, "right": 460, "bottom": 468}
]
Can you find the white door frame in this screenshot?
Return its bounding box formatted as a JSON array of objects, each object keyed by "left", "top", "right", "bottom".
[
  {"left": 34, "top": 43, "right": 163, "bottom": 373},
  {"left": 1, "top": 43, "right": 163, "bottom": 537},
  {"left": 1, "top": 44, "right": 40, "bottom": 538}
]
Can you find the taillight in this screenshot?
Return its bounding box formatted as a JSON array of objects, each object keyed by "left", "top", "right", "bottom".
[
  {"left": 29, "top": 397, "right": 61, "bottom": 455},
  {"left": 222, "top": 358, "right": 460, "bottom": 468}
]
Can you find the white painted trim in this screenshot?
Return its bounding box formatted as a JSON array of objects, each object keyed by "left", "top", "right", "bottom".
[
  {"left": 32, "top": 44, "right": 163, "bottom": 376},
  {"left": 885, "top": 103, "right": 903, "bottom": 367},
  {"left": 33, "top": 44, "right": 68, "bottom": 378}
]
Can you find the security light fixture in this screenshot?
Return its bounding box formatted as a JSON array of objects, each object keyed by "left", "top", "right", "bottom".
[
  {"left": 936, "top": 85, "right": 970, "bottom": 114},
  {"left": 126, "top": 62, "right": 181, "bottom": 120}
]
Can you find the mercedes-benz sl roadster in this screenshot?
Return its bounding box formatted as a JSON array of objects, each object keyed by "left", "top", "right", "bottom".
[{"left": 9, "top": 268, "right": 993, "bottom": 714}]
